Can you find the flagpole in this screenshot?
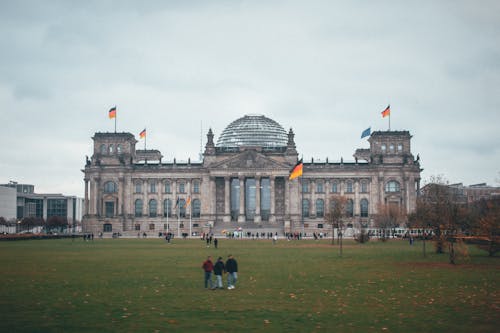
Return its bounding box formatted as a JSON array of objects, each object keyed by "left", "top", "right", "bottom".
[
  {"left": 114, "top": 113, "right": 117, "bottom": 133},
  {"left": 389, "top": 113, "right": 391, "bottom": 131},
  {"left": 189, "top": 203, "right": 192, "bottom": 239},
  {"left": 144, "top": 127, "right": 147, "bottom": 150},
  {"left": 177, "top": 198, "right": 180, "bottom": 239},
  {"left": 301, "top": 174, "right": 304, "bottom": 237},
  {"left": 166, "top": 199, "right": 169, "bottom": 233}
]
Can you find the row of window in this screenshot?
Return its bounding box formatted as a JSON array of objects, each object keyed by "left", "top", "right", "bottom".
[
  {"left": 104, "top": 180, "right": 401, "bottom": 195},
  {"left": 103, "top": 180, "right": 201, "bottom": 194},
  {"left": 302, "top": 198, "right": 369, "bottom": 218},
  {"left": 100, "top": 144, "right": 123, "bottom": 155},
  {"left": 134, "top": 198, "right": 201, "bottom": 218},
  {"left": 302, "top": 180, "right": 400, "bottom": 193},
  {"left": 381, "top": 143, "right": 403, "bottom": 153},
  {"left": 102, "top": 223, "right": 198, "bottom": 232}
]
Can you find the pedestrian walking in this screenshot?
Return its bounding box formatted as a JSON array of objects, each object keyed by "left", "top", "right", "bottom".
[
  {"left": 214, "top": 237, "right": 218, "bottom": 249},
  {"left": 213, "top": 257, "right": 225, "bottom": 289},
  {"left": 225, "top": 254, "right": 238, "bottom": 290}
]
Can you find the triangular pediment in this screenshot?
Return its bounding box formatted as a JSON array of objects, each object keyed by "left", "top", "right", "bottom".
[{"left": 209, "top": 150, "right": 289, "bottom": 170}]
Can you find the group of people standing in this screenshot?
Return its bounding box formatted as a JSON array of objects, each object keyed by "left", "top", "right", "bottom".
[{"left": 201, "top": 255, "right": 238, "bottom": 290}]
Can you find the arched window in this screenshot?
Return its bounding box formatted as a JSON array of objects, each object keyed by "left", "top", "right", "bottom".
[
  {"left": 346, "top": 180, "right": 353, "bottom": 193},
  {"left": 116, "top": 144, "right": 122, "bottom": 153},
  {"left": 179, "top": 199, "right": 186, "bottom": 217},
  {"left": 316, "top": 199, "right": 324, "bottom": 217},
  {"left": 135, "top": 199, "right": 143, "bottom": 217},
  {"left": 346, "top": 199, "right": 354, "bottom": 217},
  {"left": 149, "top": 199, "right": 157, "bottom": 217},
  {"left": 316, "top": 181, "right": 324, "bottom": 193},
  {"left": 331, "top": 181, "right": 338, "bottom": 193},
  {"left": 163, "top": 199, "right": 172, "bottom": 217},
  {"left": 360, "top": 198, "right": 369, "bottom": 217},
  {"left": 135, "top": 181, "right": 142, "bottom": 193},
  {"left": 192, "top": 199, "right": 201, "bottom": 218},
  {"left": 100, "top": 144, "right": 106, "bottom": 154},
  {"left": 104, "top": 181, "right": 117, "bottom": 193},
  {"left": 302, "top": 199, "right": 310, "bottom": 217},
  {"left": 109, "top": 144, "right": 114, "bottom": 154},
  {"left": 389, "top": 144, "right": 395, "bottom": 153},
  {"left": 164, "top": 181, "right": 171, "bottom": 193},
  {"left": 385, "top": 180, "right": 401, "bottom": 193}
]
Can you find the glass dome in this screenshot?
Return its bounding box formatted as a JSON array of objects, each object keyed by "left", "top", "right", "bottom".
[{"left": 216, "top": 114, "right": 288, "bottom": 148}]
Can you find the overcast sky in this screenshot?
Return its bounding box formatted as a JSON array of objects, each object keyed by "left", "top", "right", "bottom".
[{"left": 1, "top": 0, "right": 499, "bottom": 197}]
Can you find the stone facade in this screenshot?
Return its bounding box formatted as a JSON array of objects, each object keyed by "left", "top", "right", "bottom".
[{"left": 82, "top": 116, "right": 422, "bottom": 237}]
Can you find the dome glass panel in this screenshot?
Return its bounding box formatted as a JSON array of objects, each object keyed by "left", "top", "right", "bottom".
[{"left": 216, "top": 114, "right": 288, "bottom": 148}]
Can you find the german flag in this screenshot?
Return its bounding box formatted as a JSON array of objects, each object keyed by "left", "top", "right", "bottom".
[
  {"left": 289, "top": 159, "right": 303, "bottom": 180},
  {"left": 108, "top": 106, "right": 117, "bottom": 119},
  {"left": 381, "top": 104, "right": 390, "bottom": 118},
  {"left": 139, "top": 128, "right": 146, "bottom": 139}
]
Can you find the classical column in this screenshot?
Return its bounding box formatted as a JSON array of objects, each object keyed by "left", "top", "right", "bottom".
[
  {"left": 143, "top": 179, "right": 149, "bottom": 217},
  {"left": 95, "top": 178, "right": 101, "bottom": 217},
  {"left": 84, "top": 178, "right": 89, "bottom": 216},
  {"left": 238, "top": 176, "right": 245, "bottom": 222},
  {"left": 310, "top": 179, "right": 316, "bottom": 217},
  {"left": 118, "top": 177, "right": 124, "bottom": 216},
  {"left": 354, "top": 179, "right": 360, "bottom": 216},
  {"left": 254, "top": 176, "right": 261, "bottom": 223},
  {"left": 270, "top": 176, "right": 276, "bottom": 223},
  {"left": 224, "top": 177, "right": 230, "bottom": 222}
]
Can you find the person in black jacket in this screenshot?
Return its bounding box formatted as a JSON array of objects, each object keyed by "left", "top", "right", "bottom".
[
  {"left": 225, "top": 254, "right": 238, "bottom": 289},
  {"left": 213, "top": 257, "right": 225, "bottom": 289}
]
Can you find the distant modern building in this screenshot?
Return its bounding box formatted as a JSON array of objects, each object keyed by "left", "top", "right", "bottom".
[
  {"left": 0, "top": 181, "right": 83, "bottom": 225},
  {"left": 448, "top": 183, "right": 500, "bottom": 203},
  {"left": 0, "top": 185, "right": 16, "bottom": 221},
  {"left": 82, "top": 114, "right": 422, "bottom": 236}
]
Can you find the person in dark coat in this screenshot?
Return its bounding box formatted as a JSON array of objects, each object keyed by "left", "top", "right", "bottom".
[
  {"left": 201, "top": 256, "right": 214, "bottom": 289},
  {"left": 225, "top": 254, "right": 238, "bottom": 289},
  {"left": 213, "top": 257, "right": 225, "bottom": 289}
]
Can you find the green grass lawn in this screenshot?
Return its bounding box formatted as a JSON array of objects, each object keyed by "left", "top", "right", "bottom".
[{"left": 0, "top": 237, "right": 498, "bottom": 333}]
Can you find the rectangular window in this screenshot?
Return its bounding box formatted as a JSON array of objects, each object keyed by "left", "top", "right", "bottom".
[
  {"left": 332, "top": 182, "right": 338, "bottom": 193},
  {"left": 105, "top": 202, "right": 114, "bottom": 218},
  {"left": 316, "top": 182, "right": 324, "bottom": 193},
  {"left": 346, "top": 181, "right": 353, "bottom": 193},
  {"left": 302, "top": 180, "right": 310, "bottom": 193},
  {"left": 317, "top": 224, "right": 324, "bottom": 229},
  {"left": 135, "top": 224, "right": 140, "bottom": 231},
  {"left": 150, "top": 181, "right": 157, "bottom": 193},
  {"left": 164, "top": 182, "right": 171, "bottom": 193},
  {"left": 193, "top": 181, "right": 200, "bottom": 193},
  {"left": 179, "top": 182, "right": 185, "bottom": 193}
]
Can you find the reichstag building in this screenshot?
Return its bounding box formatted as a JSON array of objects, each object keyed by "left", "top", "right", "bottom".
[{"left": 82, "top": 114, "right": 422, "bottom": 236}]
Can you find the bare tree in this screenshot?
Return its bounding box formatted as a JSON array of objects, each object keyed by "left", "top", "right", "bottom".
[
  {"left": 373, "top": 203, "right": 404, "bottom": 241},
  {"left": 418, "top": 175, "right": 468, "bottom": 264},
  {"left": 471, "top": 198, "right": 500, "bottom": 256},
  {"left": 325, "top": 196, "right": 348, "bottom": 256}
]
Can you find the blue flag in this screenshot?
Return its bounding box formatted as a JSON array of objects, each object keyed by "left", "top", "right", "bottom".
[{"left": 361, "top": 127, "right": 371, "bottom": 139}]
